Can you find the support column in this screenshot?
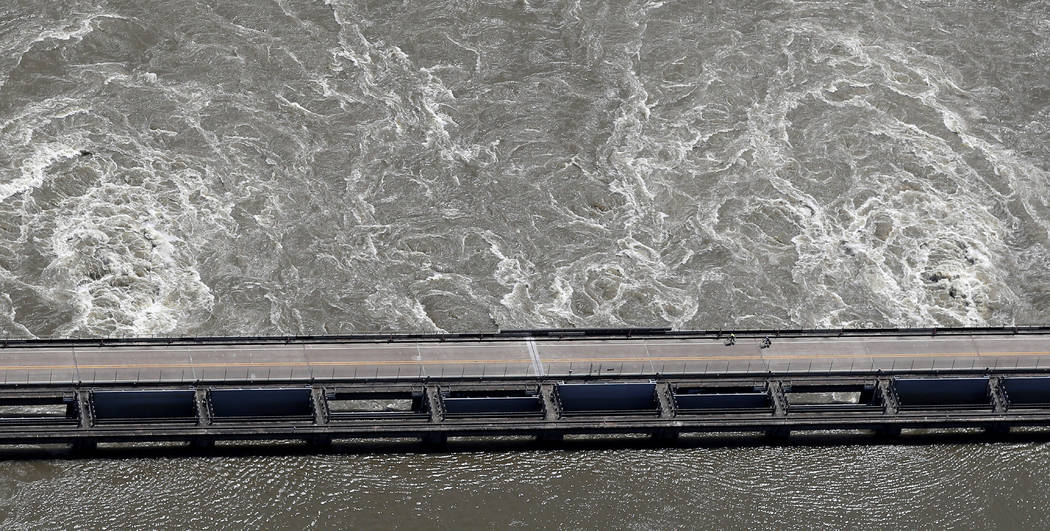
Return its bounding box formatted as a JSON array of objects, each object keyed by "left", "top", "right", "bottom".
[
  {"left": 75, "top": 389, "right": 93, "bottom": 428},
  {"left": 765, "top": 381, "right": 790, "bottom": 440},
  {"left": 192, "top": 388, "right": 215, "bottom": 448},
  {"left": 989, "top": 377, "right": 1008, "bottom": 413},
  {"left": 194, "top": 388, "right": 212, "bottom": 426},
  {"left": 653, "top": 382, "right": 679, "bottom": 442},
  {"left": 311, "top": 387, "right": 329, "bottom": 425},
  {"left": 309, "top": 387, "right": 332, "bottom": 446},
  {"left": 768, "top": 380, "right": 788, "bottom": 417},
  {"left": 877, "top": 378, "right": 899, "bottom": 414},
  {"left": 72, "top": 390, "right": 97, "bottom": 452},
  {"left": 656, "top": 382, "right": 676, "bottom": 418},
  {"left": 425, "top": 385, "right": 444, "bottom": 423},
  {"left": 540, "top": 383, "right": 560, "bottom": 421},
  {"left": 423, "top": 385, "right": 447, "bottom": 446},
  {"left": 986, "top": 377, "right": 1009, "bottom": 434},
  {"left": 538, "top": 383, "right": 562, "bottom": 442},
  {"left": 875, "top": 378, "right": 902, "bottom": 437}
]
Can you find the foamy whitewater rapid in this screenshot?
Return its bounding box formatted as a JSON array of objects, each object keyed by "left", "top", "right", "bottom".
[{"left": 1, "top": 0, "right": 1048, "bottom": 338}]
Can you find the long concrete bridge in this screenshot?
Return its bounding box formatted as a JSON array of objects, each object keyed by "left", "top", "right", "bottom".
[{"left": 1, "top": 327, "right": 1050, "bottom": 450}]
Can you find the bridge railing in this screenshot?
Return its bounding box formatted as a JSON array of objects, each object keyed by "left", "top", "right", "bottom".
[
  {"left": 0, "top": 353, "right": 1047, "bottom": 387},
  {"left": 4, "top": 324, "right": 1050, "bottom": 349}
]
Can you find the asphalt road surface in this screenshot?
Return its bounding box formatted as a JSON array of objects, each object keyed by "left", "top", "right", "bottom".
[{"left": 1, "top": 333, "right": 1047, "bottom": 385}]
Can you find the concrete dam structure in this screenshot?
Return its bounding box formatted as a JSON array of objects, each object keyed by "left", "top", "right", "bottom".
[{"left": 2, "top": 327, "right": 1050, "bottom": 450}]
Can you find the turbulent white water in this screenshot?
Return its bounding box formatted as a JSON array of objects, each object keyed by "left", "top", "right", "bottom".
[{"left": 1, "top": 1, "right": 1048, "bottom": 338}]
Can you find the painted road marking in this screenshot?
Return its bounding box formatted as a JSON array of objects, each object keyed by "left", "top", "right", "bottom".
[{"left": 0, "top": 350, "right": 1048, "bottom": 371}]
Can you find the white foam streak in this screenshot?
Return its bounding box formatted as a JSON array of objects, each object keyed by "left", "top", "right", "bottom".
[
  {"left": 726, "top": 23, "right": 1032, "bottom": 326},
  {"left": 0, "top": 143, "right": 80, "bottom": 202}
]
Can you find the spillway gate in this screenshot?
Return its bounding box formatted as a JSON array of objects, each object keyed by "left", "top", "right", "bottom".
[{"left": 1, "top": 372, "right": 1050, "bottom": 448}]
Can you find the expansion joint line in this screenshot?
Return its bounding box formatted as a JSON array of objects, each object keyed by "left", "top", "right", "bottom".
[{"left": 526, "top": 339, "right": 544, "bottom": 377}]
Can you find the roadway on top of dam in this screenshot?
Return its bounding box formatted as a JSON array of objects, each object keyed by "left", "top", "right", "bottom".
[{"left": 1, "top": 330, "right": 1049, "bottom": 385}]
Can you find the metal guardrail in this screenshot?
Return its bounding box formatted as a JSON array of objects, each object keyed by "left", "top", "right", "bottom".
[
  {"left": 0, "top": 355, "right": 1047, "bottom": 388},
  {"left": 2, "top": 325, "right": 1050, "bottom": 349}
]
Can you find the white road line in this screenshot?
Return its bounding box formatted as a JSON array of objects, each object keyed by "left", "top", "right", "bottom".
[{"left": 526, "top": 339, "right": 544, "bottom": 376}]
